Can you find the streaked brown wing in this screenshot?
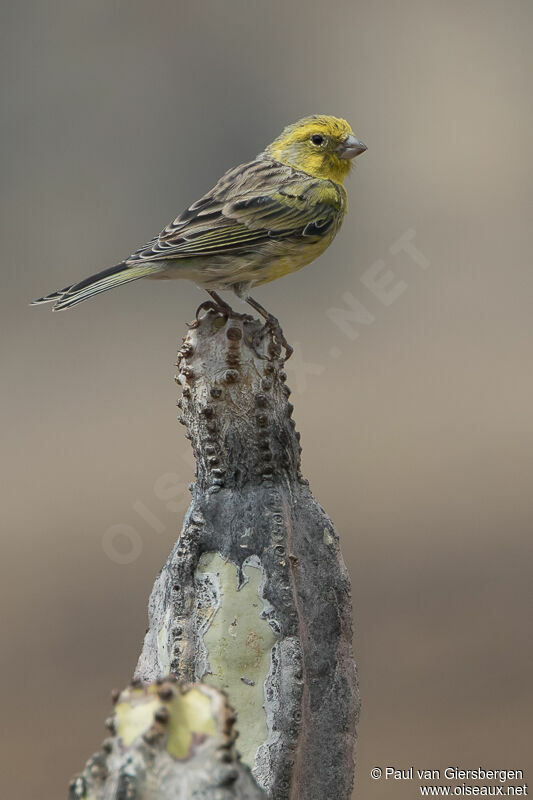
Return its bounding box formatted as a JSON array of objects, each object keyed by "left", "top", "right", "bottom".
[{"left": 126, "top": 158, "right": 339, "bottom": 263}]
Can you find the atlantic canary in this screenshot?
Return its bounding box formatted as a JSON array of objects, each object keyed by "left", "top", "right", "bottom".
[{"left": 31, "top": 115, "right": 366, "bottom": 350}]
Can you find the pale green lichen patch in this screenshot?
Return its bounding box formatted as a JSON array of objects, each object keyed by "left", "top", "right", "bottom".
[
  {"left": 323, "top": 527, "right": 334, "bottom": 545},
  {"left": 115, "top": 689, "right": 159, "bottom": 746},
  {"left": 195, "top": 553, "right": 278, "bottom": 768},
  {"left": 166, "top": 687, "right": 217, "bottom": 759},
  {"left": 114, "top": 684, "right": 217, "bottom": 760}
]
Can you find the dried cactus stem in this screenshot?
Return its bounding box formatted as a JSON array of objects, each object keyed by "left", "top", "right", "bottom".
[
  {"left": 70, "top": 680, "right": 266, "bottom": 799},
  {"left": 135, "top": 310, "right": 359, "bottom": 799}
]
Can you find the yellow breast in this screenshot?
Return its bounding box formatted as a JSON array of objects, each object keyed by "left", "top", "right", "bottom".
[{"left": 250, "top": 229, "right": 338, "bottom": 288}]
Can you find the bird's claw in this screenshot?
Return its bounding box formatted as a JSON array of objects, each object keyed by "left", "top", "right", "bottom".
[
  {"left": 189, "top": 300, "right": 226, "bottom": 328},
  {"left": 190, "top": 300, "right": 254, "bottom": 329},
  {"left": 266, "top": 315, "right": 293, "bottom": 361},
  {"left": 252, "top": 315, "right": 293, "bottom": 362}
]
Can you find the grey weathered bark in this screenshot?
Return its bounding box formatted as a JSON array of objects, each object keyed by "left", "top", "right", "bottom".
[
  {"left": 135, "top": 309, "right": 359, "bottom": 799},
  {"left": 69, "top": 678, "right": 267, "bottom": 799}
]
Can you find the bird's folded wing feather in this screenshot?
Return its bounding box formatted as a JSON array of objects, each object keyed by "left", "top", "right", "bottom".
[{"left": 126, "top": 159, "right": 342, "bottom": 264}]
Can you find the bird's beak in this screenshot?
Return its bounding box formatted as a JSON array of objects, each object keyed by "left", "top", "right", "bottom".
[{"left": 338, "top": 134, "right": 367, "bottom": 160}]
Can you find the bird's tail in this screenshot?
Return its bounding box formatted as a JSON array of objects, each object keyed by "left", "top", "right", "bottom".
[{"left": 31, "top": 262, "right": 162, "bottom": 310}]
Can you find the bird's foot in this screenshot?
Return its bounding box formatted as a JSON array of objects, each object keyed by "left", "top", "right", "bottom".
[
  {"left": 263, "top": 314, "right": 293, "bottom": 361},
  {"left": 208, "top": 291, "right": 253, "bottom": 322},
  {"left": 190, "top": 298, "right": 253, "bottom": 329},
  {"left": 243, "top": 295, "right": 293, "bottom": 361},
  {"left": 252, "top": 314, "right": 293, "bottom": 362},
  {"left": 189, "top": 300, "right": 225, "bottom": 328}
]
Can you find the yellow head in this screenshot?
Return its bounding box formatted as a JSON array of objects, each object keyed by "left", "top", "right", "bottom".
[{"left": 265, "top": 115, "right": 366, "bottom": 184}]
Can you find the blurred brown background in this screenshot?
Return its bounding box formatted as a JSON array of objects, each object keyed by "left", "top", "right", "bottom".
[{"left": 1, "top": 1, "right": 531, "bottom": 797}]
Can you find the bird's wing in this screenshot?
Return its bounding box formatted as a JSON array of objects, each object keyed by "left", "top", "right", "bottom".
[{"left": 127, "top": 159, "right": 343, "bottom": 263}]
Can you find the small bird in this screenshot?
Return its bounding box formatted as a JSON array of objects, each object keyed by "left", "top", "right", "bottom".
[{"left": 32, "top": 115, "right": 366, "bottom": 353}]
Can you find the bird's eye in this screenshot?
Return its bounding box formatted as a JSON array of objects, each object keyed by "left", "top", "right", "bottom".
[{"left": 311, "top": 134, "right": 324, "bottom": 146}]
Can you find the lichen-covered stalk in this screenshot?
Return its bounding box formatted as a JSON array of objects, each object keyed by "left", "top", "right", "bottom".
[{"left": 135, "top": 310, "right": 359, "bottom": 799}]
